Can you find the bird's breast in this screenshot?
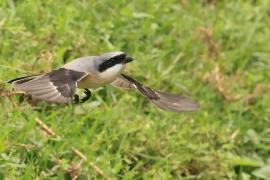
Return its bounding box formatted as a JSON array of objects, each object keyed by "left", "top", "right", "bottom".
[
  {"left": 77, "top": 75, "right": 109, "bottom": 88},
  {"left": 77, "top": 64, "right": 125, "bottom": 89}
]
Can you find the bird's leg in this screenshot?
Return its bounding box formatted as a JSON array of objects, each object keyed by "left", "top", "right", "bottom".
[
  {"left": 73, "top": 94, "right": 80, "bottom": 104},
  {"left": 80, "top": 88, "right": 91, "bottom": 103}
]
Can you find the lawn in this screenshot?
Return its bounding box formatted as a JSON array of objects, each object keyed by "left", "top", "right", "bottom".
[{"left": 0, "top": 0, "right": 270, "bottom": 179}]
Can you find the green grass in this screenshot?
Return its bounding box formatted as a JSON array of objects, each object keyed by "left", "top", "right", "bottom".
[{"left": 0, "top": 0, "right": 270, "bottom": 179}]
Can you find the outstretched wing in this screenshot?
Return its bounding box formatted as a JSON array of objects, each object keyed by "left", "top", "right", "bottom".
[
  {"left": 111, "top": 74, "right": 199, "bottom": 112},
  {"left": 110, "top": 75, "right": 134, "bottom": 90},
  {"left": 9, "top": 68, "right": 87, "bottom": 104}
]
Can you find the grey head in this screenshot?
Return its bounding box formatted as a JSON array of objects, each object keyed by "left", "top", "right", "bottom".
[{"left": 95, "top": 51, "right": 133, "bottom": 72}]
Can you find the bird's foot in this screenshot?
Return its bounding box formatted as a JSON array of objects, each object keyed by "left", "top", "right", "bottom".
[
  {"left": 80, "top": 89, "right": 91, "bottom": 103},
  {"left": 73, "top": 94, "right": 80, "bottom": 104}
]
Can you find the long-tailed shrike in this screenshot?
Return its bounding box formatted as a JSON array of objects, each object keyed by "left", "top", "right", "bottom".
[{"left": 8, "top": 51, "right": 199, "bottom": 112}]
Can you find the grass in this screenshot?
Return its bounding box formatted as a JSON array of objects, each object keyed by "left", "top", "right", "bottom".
[{"left": 0, "top": 0, "right": 270, "bottom": 179}]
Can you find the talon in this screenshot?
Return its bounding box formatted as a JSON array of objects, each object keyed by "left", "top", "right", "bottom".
[
  {"left": 84, "top": 88, "right": 91, "bottom": 96},
  {"left": 73, "top": 94, "right": 80, "bottom": 104},
  {"left": 80, "top": 88, "right": 91, "bottom": 103}
]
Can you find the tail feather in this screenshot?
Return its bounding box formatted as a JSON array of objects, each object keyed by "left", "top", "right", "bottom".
[
  {"left": 7, "top": 68, "right": 84, "bottom": 104},
  {"left": 7, "top": 74, "right": 41, "bottom": 84}
]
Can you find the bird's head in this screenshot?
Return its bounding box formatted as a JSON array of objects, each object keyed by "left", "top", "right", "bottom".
[{"left": 97, "top": 51, "right": 133, "bottom": 72}]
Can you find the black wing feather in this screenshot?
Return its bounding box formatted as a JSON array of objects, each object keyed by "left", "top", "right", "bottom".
[{"left": 112, "top": 74, "right": 199, "bottom": 112}]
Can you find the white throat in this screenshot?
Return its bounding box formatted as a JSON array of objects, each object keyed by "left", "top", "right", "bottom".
[{"left": 99, "top": 64, "right": 125, "bottom": 82}]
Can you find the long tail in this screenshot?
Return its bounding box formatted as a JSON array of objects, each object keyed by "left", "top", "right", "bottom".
[
  {"left": 7, "top": 69, "right": 79, "bottom": 104},
  {"left": 7, "top": 74, "right": 41, "bottom": 84}
]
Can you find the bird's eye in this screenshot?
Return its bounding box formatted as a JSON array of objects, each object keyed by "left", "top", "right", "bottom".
[{"left": 98, "top": 54, "right": 127, "bottom": 72}]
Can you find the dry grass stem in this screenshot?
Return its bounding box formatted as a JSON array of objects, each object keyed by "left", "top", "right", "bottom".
[
  {"left": 203, "top": 64, "right": 243, "bottom": 101},
  {"left": 35, "top": 117, "right": 60, "bottom": 138}
]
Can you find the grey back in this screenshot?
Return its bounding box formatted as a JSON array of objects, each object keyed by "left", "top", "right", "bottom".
[{"left": 62, "top": 51, "right": 125, "bottom": 74}]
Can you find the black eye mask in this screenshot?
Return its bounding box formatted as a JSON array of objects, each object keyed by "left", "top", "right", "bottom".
[{"left": 98, "top": 54, "right": 126, "bottom": 72}]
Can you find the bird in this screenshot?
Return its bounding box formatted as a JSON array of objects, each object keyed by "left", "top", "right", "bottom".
[{"left": 8, "top": 51, "right": 199, "bottom": 112}]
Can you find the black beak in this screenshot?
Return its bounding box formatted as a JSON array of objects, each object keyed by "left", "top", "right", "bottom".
[{"left": 124, "top": 56, "right": 133, "bottom": 63}]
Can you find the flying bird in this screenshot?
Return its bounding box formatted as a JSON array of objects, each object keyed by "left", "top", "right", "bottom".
[{"left": 8, "top": 51, "right": 199, "bottom": 112}]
